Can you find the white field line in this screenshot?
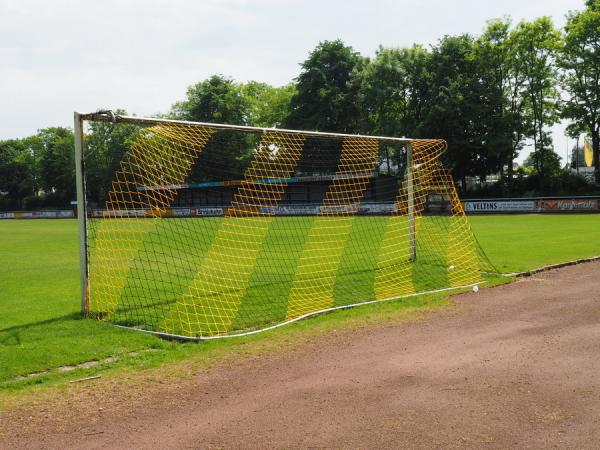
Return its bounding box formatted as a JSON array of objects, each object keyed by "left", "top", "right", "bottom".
[
  {"left": 497, "top": 254, "right": 600, "bottom": 278},
  {"left": 114, "top": 281, "right": 486, "bottom": 341},
  {"left": 112, "top": 255, "right": 600, "bottom": 341}
]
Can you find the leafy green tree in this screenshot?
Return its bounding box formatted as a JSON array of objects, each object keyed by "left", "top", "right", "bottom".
[
  {"left": 84, "top": 109, "right": 139, "bottom": 204},
  {"left": 421, "top": 34, "right": 506, "bottom": 190},
  {"left": 172, "top": 75, "right": 247, "bottom": 125},
  {"left": 511, "top": 17, "right": 561, "bottom": 186},
  {"left": 524, "top": 147, "right": 562, "bottom": 177},
  {"left": 558, "top": 0, "right": 600, "bottom": 182},
  {"left": 171, "top": 75, "right": 252, "bottom": 180},
  {"left": 0, "top": 140, "right": 34, "bottom": 208},
  {"left": 240, "top": 81, "right": 296, "bottom": 128},
  {"left": 286, "top": 40, "right": 367, "bottom": 133},
  {"left": 475, "top": 18, "right": 529, "bottom": 186},
  {"left": 359, "top": 45, "right": 431, "bottom": 137},
  {"left": 17, "top": 135, "right": 44, "bottom": 197},
  {"left": 38, "top": 127, "right": 75, "bottom": 203},
  {"left": 570, "top": 141, "right": 586, "bottom": 169}
]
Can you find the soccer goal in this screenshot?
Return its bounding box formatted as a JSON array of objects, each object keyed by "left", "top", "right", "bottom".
[{"left": 74, "top": 110, "right": 496, "bottom": 339}]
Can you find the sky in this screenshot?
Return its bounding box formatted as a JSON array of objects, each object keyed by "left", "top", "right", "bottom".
[{"left": 0, "top": 0, "right": 586, "bottom": 163}]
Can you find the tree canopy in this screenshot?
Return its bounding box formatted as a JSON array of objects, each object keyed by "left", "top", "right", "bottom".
[
  {"left": 286, "top": 39, "right": 366, "bottom": 133},
  {"left": 559, "top": 0, "right": 600, "bottom": 182}
]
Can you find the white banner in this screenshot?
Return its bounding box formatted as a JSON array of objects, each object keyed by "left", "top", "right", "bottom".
[
  {"left": 91, "top": 209, "right": 146, "bottom": 218},
  {"left": 0, "top": 210, "right": 74, "bottom": 219},
  {"left": 463, "top": 200, "right": 537, "bottom": 212},
  {"left": 194, "top": 207, "right": 224, "bottom": 217}
]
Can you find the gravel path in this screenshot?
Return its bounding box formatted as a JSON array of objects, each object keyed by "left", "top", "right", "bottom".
[{"left": 2, "top": 262, "right": 600, "bottom": 449}]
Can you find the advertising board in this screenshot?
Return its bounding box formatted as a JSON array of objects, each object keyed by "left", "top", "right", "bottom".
[
  {"left": 535, "top": 199, "right": 599, "bottom": 212},
  {"left": 463, "top": 200, "right": 537, "bottom": 213}
]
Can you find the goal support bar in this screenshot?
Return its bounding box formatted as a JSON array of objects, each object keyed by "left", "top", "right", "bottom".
[
  {"left": 407, "top": 142, "right": 416, "bottom": 262},
  {"left": 74, "top": 112, "right": 89, "bottom": 315}
]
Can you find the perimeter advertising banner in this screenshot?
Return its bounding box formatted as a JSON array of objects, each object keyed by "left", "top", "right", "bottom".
[
  {"left": 0, "top": 210, "right": 74, "bottom": 219},
  {"left": 82, "top": 198, "right": 600, "bottom": 218},
  {"left": 463, "top": 198, "right": 600, "bottom": 213},
  {"left": 87, "top": 204, "right": 398, "bottom": 218},
  {"left": 535, "top": 199, "right": 599, "bottom": 212},
  {"left": 463, "top": 200, "right": 537, "bottom": 213}
]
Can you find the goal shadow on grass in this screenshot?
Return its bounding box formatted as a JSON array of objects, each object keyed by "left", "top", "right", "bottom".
[{"left": 0, "top": 312, "right": 85, "bottom": 346}]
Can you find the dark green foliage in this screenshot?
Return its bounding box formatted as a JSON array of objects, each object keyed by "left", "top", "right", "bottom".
[
  {"left": 420, "top": 34, "right": 492, "bottom": 190},
  {"left": 84, "top": 109, "right": 139, "bottom": 205},
  {"left": 511, "top": 18, "right": 561, "bottom": 187},
  {"left": 559, "top": 0, "right": 600, "bottom": 182},
  {"left": 172, "top": 75, "right": 247, "bottom": 125},
  {"left": 240, "top": 81, "right": 295, "bottom": 128},
  {"left": 359, "top": 45, "right": 430, "bottom": 137},
  {"left": 286, "top": 40, "right": 366, "bottom": 133},
  {"left": 0, "top": 139, "right": 34, "bottom": 208},
  {"left": 37, "top": 128, "right": 76, "bottom": 202},
  {"left": 171, "top": 75, "right": 254, "bottom": 181}
]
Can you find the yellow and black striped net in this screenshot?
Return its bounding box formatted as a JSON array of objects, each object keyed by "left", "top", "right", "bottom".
[{"left": 85, "top": 121, "right": 496, "bottom": 338}]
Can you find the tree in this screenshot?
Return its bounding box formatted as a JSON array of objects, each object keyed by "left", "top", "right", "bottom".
[
  {"left": 171, "top": 75, "right": 247, "bottom": 125},
  {"left": 559, "top": 0, "right": 600, "bottom": 182},
  {"left": 474, "top": 18, "right": 529, "bottom": 187},
  {"left": 511, "top": 17, "right": 561, "bottom": 187},
  {"left": 84, "top": 109, "right": 139, "bottom": 204},
  {"left": 421, "top": 34, "right": 506, "bottom": 190},
  {"left": 570, "top": 141, "right": 585, "bottom": 169},
  {"left": 240, "top": 81, "right": 296, "bottom": 128},
  {"left": 37, "top": 127, "right": 75, "bottom": 203},
  {"left": 286, "top": 40, "right": 366, "bottom": 133},
  {"left": 359, "top": 45, "right": 431, "bottom": 137},
  {"left": 0, "top": 140, "right": 34, "bottom": 208},
  {"left": 524, "top": 147, "right": 562, "bottom": 177},
  {"left": 171, "top": 75, "right": 253, "bottom": 180}
]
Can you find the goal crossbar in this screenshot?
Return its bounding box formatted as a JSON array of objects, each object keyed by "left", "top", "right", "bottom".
[{"left": 79, "top": 110, "right": 414, "bottom": 144}]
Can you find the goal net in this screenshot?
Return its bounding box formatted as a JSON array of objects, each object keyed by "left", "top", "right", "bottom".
[{"left": 76, "top": 111, "right": 496, "bottom": 339}]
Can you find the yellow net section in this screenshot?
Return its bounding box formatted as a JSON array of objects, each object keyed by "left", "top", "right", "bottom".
[{"left": 85, "top": 122, "right": 496, "bottom": 338}]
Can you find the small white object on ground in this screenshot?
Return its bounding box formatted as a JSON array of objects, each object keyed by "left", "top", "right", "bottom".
[{"left": 472, "top": 285, "right": 479, "bottom": 293}]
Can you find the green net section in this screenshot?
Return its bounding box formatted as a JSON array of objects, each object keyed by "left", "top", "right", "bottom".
[{"left": 85, "top": 122, "right": 496, "bottom": 338}]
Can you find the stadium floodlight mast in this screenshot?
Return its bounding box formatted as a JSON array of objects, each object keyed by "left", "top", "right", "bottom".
[{"left": 73, "top": 110, "right": 493, "bottom": 340}]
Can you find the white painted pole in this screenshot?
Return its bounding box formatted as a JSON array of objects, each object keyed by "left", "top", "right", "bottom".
[
  {"left": 74, "top": 112, "right": 89, "bottom": 315},
  {"left": 407, "top": 143, "right": 416, "bottom": 262},
  {"left": 78, "top": 111, "right": 413, "bottom": 144}
]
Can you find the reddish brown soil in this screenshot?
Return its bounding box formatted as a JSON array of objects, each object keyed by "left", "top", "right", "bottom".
[{"left": 2, "top": 262, "right": 600, "bottom": 449}]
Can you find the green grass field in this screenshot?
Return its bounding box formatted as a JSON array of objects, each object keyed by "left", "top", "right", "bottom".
[{"left": 2, "top": 214, "right": 600, "bottom": 392}]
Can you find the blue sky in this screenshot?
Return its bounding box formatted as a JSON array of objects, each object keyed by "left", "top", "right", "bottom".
[{"left": 0, "top": 0, "right": 586, "bottom": 162}]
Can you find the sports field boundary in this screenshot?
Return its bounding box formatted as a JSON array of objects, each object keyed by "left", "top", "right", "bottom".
[
  {"left": 503, "top": 254, "right": 600, "bottom": 278},
  {"left": 112, "top": 255, "right": 600, "bottom": 341},
  {"left": 113, "top": 280, "right": 488, "bottom": 341}
]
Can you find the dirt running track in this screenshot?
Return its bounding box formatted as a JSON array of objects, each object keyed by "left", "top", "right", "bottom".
[{"left": 2, "top": 261, "right": 600, "bottom": 449}]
